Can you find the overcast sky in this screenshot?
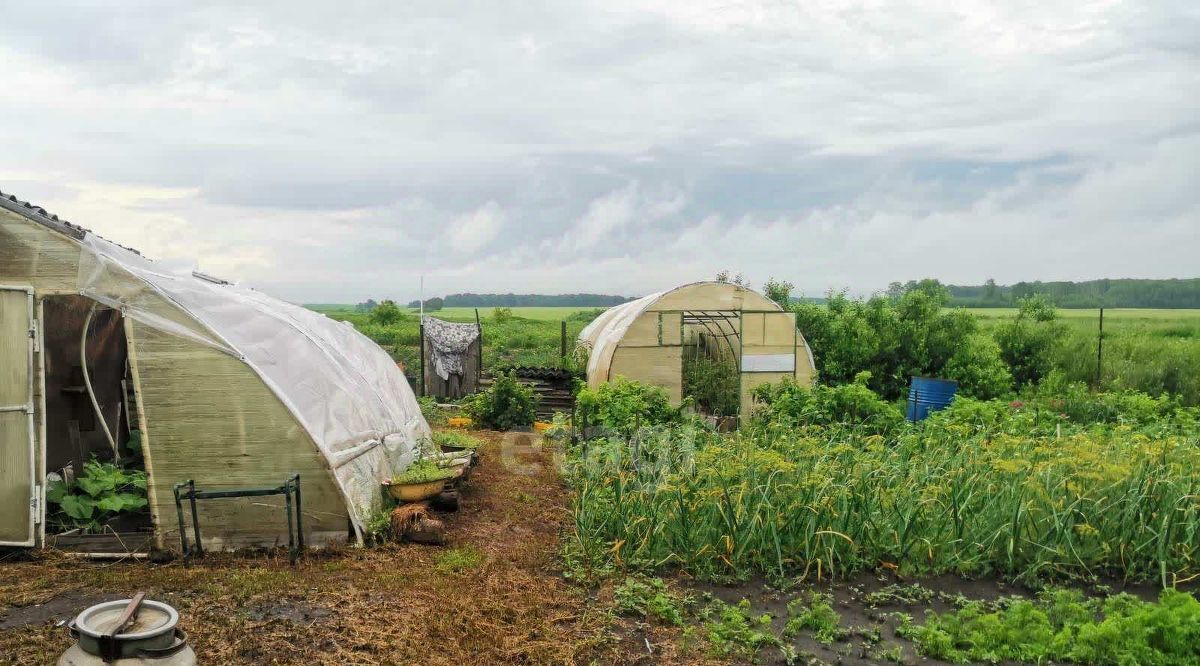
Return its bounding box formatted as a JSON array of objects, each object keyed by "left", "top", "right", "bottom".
[{"left": 3, "top": 1, "right": 1197, "bottom": 303}]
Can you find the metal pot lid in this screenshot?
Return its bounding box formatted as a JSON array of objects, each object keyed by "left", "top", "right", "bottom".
[{"left": 74, "top": 599, "right": 179, "bottom": 640}]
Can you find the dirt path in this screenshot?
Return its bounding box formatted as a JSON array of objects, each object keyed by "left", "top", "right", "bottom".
[{"left": 0, "top": 432, "right": 688, "bottom": 665}]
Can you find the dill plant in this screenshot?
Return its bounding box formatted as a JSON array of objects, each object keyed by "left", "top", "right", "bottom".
[{"left": 566, "top": 384, "right": 1200, "bottom": 584}]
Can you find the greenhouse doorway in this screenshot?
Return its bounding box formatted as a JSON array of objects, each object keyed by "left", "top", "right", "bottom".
[
  {"left": 39, "top": 295, "right": 152, "bottom": 552},
  {"left": 681, "top": 310, "right": 741, "bottom": 424}
]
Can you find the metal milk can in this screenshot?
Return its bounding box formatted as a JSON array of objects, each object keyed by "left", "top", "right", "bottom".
[{"left": 58, "top": 596, "right": 196, "bottom": 665}]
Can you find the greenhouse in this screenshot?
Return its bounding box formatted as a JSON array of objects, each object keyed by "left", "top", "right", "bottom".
[
  {"left": 0, "top": 190, "right": 428, "bottom": 554},
  {"left": 578, "top": 281, "right": 816, "bottom": 417}
]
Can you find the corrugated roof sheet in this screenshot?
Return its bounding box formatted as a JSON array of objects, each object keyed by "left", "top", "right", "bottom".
[{"left": 0, "top": 187, "right": 142, "bottom": 254}]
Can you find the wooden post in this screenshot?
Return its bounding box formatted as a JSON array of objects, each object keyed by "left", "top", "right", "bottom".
[
  {"left": 474, "top": 309, "right": 483, "bottom": 382},
  {"left": 560, "top": 321, "right": 567, "bottom": 363},
  {"left": 1095, "top": 307, "right": 1104, "bottom": 390}
]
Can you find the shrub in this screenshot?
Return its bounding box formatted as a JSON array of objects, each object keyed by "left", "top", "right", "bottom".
[
  {"left": 575, "top": 377, "right": 682, "bottom": 436},
  {"left": 942, "top": 333, "right": 1013, "bottom": 400},
  {"left": 993, "top": 295, "right": 1068, "bottom": 388},
  {"left": 793, "top": 281, "right": 1009, "bottom": 401},
  {"left": 463, "top": 370, "right": 537, "bottom": 430},
  {"left": 491, "top": 307, "right": 513, "bottom": 323},
  {"left": 751, "top": 373, "right": 904, "bottom": 432},
  {"left": 370, "top": 299, "right": 405, "bottom": 326}
]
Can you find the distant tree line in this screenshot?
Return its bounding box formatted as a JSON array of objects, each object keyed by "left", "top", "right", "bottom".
[
  {"left": 405, "top": 293, "right": 635, "bottom": 308},
  {"left": 942, "top": 278, "right": 1200, "bottom": 309}
]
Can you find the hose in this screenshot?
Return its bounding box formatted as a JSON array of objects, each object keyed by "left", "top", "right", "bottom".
[{"left": 81, "top": 303, "right": 119, "bottom": 458}]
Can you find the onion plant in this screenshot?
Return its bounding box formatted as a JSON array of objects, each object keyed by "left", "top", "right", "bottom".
[{"left": 564, "top": 412, "right": 1200, "bottom": 586}]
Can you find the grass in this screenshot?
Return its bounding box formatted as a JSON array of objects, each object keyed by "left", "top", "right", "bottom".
[
  {"left": 307, "top": 304, "right": 598, "bottom": 322},
  {"left": 309, "top": 307, "right": 597, "bottom": 379},
  {"left": 409, "top": 306, "right": 599, "bottom": 322},
  {"left": 435, "top": 546, "right": 483, "bottom": 574}
]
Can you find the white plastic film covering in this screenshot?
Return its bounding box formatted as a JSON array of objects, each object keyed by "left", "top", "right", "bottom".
[
  {"left": 578, "top": 291, "right": 662, "bottom": 380},
  {"left": 76, "top": 235, "right": 428, "bottom": 531}
]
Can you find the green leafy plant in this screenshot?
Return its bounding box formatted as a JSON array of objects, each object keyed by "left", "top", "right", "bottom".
[
  {"left": 613, "top": 576, "right": 690, "bottom": 626},
  {"left": 463, "top": 370, "right": 538, "bottom": 430},
  {"left": 432, "top": 430, "right": 483, "bottom": 450},
  {"left": 575, "top": 377, "right": 682, "bottom": 436},
  {"left": 700, "top": 598, "right": 780, "bottom": 659},
  {"left": 417, "top": 395, "right": 448, "bottom": 427},
  {"left": 565, "top": 387, "right": 1200, "bottom": 583},
  {"left": 391, "top": 459, "right": 456, "bottom": 485},
  {"left": 751, "top": 372, "right": 904, "bottom": 432},
  {"left": 364, "top": 506, "right": 394, "bottom": 545},
  {"left": 899, "top": 588, "right": 1200, "bottom": 665},
  {"left": 682, "top": 344, "right": 739, "bottom": 417},
  {"left": 47, "top": 460, "right": 148, "bottom": 532},
  {"left": 784, "top": 592, "right": 846, "bottom": 644}
]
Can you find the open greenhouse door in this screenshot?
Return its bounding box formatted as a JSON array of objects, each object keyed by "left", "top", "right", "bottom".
[
  {"left": 0, "top": 286, "right": 37, "bottom": 546},
  {"left": 739, "top": 310, "right": 799, "bottom": 418}
]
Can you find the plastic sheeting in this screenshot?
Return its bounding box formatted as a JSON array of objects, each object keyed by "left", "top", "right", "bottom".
[
  {"left": 578, "top": 291, "right": 663, "bottom": 380},
  {"left": 421, "top": 316, "right": 480, "bottom": 380},
  {"left": 74, "top": 235, "right": 429, "bottom": 534}
]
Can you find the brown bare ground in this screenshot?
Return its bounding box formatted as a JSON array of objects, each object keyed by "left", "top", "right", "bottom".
[{"left": 0, "top": 432, "right": 705, "bottom": 665}]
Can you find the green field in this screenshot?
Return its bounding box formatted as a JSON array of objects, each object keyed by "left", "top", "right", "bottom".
[
  {"left": 405, "top": 306, "right": 598, "bottom": 322},
  {"left": 306, "top": 305, "right": 598, "bottom": 322},
  {"left": 308, "top": 303, "right": 1200, "bottom": 405},
  {"left": 964, "top": 307, "right": 1200, "bottom": 332}
]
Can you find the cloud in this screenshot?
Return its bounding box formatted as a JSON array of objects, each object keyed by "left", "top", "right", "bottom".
[
  {"left": 449, "top": 201, "right": 505, "bottom": 253},
  {"left": 0, "top": 0, "right": 1195, "bottom": 303}
]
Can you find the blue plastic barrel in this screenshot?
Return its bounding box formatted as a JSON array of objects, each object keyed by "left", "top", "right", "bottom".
[{"left": 906, "top": 377, "right": 958, "bottom": 422}]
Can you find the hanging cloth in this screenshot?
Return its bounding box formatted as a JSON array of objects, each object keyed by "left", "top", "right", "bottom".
[{"left": 422, "top": 316, "right": 480, "bottom": 380}]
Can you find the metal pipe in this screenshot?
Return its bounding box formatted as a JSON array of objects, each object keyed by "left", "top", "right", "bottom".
[{"left": 81, "top": 303, "right": 118, "bottom": 458}]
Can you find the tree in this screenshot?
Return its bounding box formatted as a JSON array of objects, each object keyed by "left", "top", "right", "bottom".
[
  {"left": 355, "top": 299, "right": 378, "bottom": 312},
  {"left": 371, "top": 300, "right": 403, "bottom": 326},
  {"left": 424, "top": 297, "right": 444, "bottom": 311},
  {"left": 993, "top": 294, "right": 1066, "bottom": 388},
  {"left": 794, "top": 282, "right": 1010, "bottom": 400},
  {"left": 764, "top": 277, "right": 794, "bottom": 308},
  {"left": 983, "top": 278, "right": 998, "bottom": 302}
]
